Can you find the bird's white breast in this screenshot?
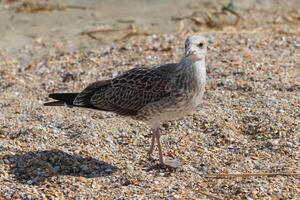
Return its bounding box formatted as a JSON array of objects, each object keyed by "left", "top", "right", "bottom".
[
  {"left": 192, "top": 59, "right": 206, "bottom": 105},
  {"left": 144, "top": 59, "right": 206, "bottom": 126}
]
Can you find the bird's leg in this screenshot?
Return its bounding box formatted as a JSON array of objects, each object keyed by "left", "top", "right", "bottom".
[
  {"left": 148, "top": 127, "right": 181, "bottom": 168},
  {"left": 154, "top": 127, "right": 164, "bottom": 164},
  {"left": 147, "top": 129, "right": 156, "bottom": 161},
  {"left": 155, "top": 127, "right": 181, "bottom": 168}
]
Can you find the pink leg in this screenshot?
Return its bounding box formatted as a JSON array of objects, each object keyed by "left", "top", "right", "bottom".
[
  {"left": 147, "top": 129, "right": 156, "bottom": 160},
  {"left": 148, "top": 127, "right": 181, "bottom": 168},
  {"left": 154, "top": 128, "right": 164, "bottom": 164},
  {"left": 154, "top": 127, "right": 181, "bottom": 168}
]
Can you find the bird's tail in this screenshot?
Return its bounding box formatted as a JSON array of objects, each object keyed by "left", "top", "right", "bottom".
[{"left": 44, "top": 93, "right": 78, "bottom": 107}]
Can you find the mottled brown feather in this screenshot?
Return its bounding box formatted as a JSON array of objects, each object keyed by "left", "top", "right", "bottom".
[{"left": 73, "top": 63, "right": 181, "bottom": 116}]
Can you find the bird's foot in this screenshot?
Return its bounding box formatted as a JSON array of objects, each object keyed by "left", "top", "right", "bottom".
[
  {"left": 159, "top": 156, "right": 181, "bottom": 169},
  {"left": 148, "top": 153, "right": 157, "bottom": 161}
]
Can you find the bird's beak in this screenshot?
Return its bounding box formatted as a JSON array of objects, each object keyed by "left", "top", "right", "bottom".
[
  {"left": 185, "top": 49, "right": 196, "bottom": 57},
  {"left": 186, "top": 50, "right": 204, "bottom": 61}
]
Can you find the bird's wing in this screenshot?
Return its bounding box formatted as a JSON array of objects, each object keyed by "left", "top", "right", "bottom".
[{"left": 73, "top": 63, "right": 179, "bottom": 116}]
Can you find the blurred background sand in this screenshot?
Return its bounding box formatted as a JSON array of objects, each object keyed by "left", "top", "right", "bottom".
[{"left": 1, "top": 0, "right": 299, "bottom": 61}]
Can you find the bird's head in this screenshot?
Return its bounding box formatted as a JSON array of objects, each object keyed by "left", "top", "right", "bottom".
[{"left": 184, "top": 35, "right": 207, "bottom": 61}]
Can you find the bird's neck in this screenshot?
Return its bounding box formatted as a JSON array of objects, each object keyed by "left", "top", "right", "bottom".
[
  {"left": 180, "top": 57, "right": 206, "bottom": 81},
  {"left": 177, "top": 57, "right": 206, "bottom": 94},
  {"left": 193, "top": 59, "right": 206, "bottom": 84}
]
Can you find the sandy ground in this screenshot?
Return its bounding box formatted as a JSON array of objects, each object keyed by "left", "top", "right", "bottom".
[{"left": 0, "top": 0, "right": 300, "bottom": 199}]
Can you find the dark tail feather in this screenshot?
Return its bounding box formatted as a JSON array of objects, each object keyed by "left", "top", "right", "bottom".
[
  {"left": 44, "top": 100, "right": 66, "bottom": 106},
  {"left": 44, "top": 93, "right": 78, "bottom": 106},
  {"left": 44, "top": 93, "right": 100, "bottom": 110}
]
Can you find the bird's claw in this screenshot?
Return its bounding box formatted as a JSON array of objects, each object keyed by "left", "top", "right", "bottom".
[
  {"left": 159, "top": 156, "right": 181, "bottom": 169},
  {"left": 148, "top": 153, "right": 157, "bottom": 161}
]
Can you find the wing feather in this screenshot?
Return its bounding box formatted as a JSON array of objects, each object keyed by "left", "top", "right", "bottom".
[{"left": 74, "top": 63, "right": 179, "bottom": 116}]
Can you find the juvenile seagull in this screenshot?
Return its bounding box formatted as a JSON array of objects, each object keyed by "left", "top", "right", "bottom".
[{"left": 45, "top": 35, "right": 207, "bottom": 167}]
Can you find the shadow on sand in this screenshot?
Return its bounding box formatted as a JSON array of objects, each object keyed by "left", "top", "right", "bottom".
[{"left": 7, "top": 150, "right": 117, "bottom": 185}]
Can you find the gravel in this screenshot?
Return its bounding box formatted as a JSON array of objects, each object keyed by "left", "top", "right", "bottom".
[{"left": 0, "top": 2, "right": 300, "bottom": 198}]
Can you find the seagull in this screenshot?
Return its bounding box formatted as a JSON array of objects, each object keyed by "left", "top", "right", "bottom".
[{"left": 45, "top": 35, "right": 207, "bottom": 168}]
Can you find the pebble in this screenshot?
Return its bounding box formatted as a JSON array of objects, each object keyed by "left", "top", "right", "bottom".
[
  {"left": 199, "top": 163, "right": 208, "bottom": 174},
  {"left": 105, "top": 168, "right": 113, "bottom": 173},
  {"left": 1, "top": 25, "right": 299, "bottom": 200},
  {"left": 3, "top": 159, "right": 10, "bottom": 164},
  {"left": 126, "top": 164, "right": 134, "bottom": 173}
]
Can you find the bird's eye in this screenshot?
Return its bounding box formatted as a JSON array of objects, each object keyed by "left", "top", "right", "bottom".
[{"left": 198, "top": 42, "right": 204, "bottom": 48}]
